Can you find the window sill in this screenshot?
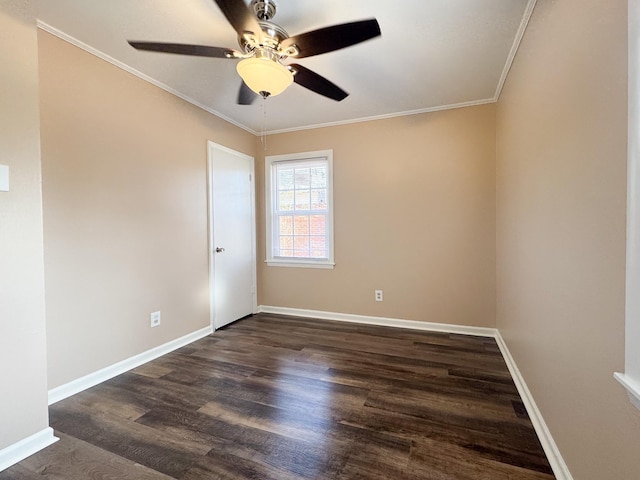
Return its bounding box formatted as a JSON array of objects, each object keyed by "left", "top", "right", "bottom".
[
  {"left": 614, "top": 372, "right": 640, "bottom": 410},
  {"left": 265, "top": 260, "right": 335, "bottom": 270}
]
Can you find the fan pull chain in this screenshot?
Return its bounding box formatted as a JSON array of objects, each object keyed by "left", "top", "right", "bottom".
[{"left": 260, "top": 97, "right": 268, "bottom": 150}]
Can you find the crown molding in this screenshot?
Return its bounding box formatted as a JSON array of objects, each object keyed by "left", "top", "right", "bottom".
[
  {"left": 494, "top": 0, "right": 538, "bottom": 100},
  {"left": 263, "top": 98, "right": 497, "bottom": 135},
  {"left": 36, "top": 21, "right": 258, "bottom": 136}
]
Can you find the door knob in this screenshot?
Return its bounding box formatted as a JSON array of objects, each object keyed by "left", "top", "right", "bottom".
[{"left": 215, "top": 247, "right": 225, "bottom": 253}]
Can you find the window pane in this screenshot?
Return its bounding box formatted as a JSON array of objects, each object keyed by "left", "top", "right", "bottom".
[
  {"left": 294, "top": 168, "right": 311, "bottom": 189},
  {"left": 295, "top": 189, "right": 311, "bottom": 210},
  {"left": 311, "top": 190, "right": 327, "bottom": 210},
  {"left": 278, "top": 190, "right": 294, "bottom": 211},
  {"left": 293, "top": 236, "right": 310, "bottom": 257},
  {"left": 278, "top": 168, "right": 294, "bottom": 189},
  {"left": 311, "top": 166, "right": 327, "bottom": 188},
  {"left": 279, "top": 216, "right": 293, "bottom": 235},
  {"left": 279, "top": 236, "right": 293, "bottom": 250},
  {"left": 293, "top": 215, "right": 309, "bottom": 235},
  {"left": 279, "top": 249, "right": 293, "bottom": 257},
  {"left": 310, "top": 236, "right": 326, "bottom": 257},
  {"left": 310, "top": 215, "right": 326, "bottom": 236},
  {"left": 294, "top": 236, "right": 310, "bottom": 252}
]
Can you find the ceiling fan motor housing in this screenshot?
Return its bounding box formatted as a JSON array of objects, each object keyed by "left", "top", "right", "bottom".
[
  {"left": 251, "top": 0, "right": 277, "bottom": 21},
  {"left": 238, "top": 0, "right": 290, "bottom": 56}
]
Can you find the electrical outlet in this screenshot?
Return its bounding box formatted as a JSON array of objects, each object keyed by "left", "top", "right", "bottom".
[
  {"left": 375, "top": 290, "right": 383, "bottom": 302},
  {"left": 150, "top": 311, "right": 161, "bottom": 328}
]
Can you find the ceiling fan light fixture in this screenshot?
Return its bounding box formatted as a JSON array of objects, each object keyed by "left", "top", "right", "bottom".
[{"left": 236, "top": 56, "right": 293, "bottom": 98}]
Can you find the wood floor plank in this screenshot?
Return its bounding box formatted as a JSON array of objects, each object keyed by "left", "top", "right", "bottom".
[
  {"left": 343, "top": 405, "right": 551, "bottom": 474},
  {"left": 406, "top": 437, "right": 555, "bottom": 480},
  {"left": 0, "top": 313, "right": 554, "bottom": 479},
  {"left": 363, "top": 389, "right": 528, "bottom": 427},
  {"left": 197, "top": 393, "right": 336, "bottom": 443},
  {"left": 136, "top": 406, "right": 348, "bottom": 479},
  {"left": 59, "top": 385, "right": 150, "bottom": 422},
  {"left": 181, "top": 450, "right": 311, "bottom": 480},
  {"left": 0, "top": 433, "right": 175, "bottom": 480},
  {"left": 49, "top": 402, "right": 210, "bottom": 478},
  {"left": 334, "top": 430, "right": 413, "bottom": 480},
  {"left": 234, "top": 368, "right": 371, "bottom": 411},
  {"left": 130, "top": 363, "right": 175, "bottom": 379},
  {"left": 102, "top": 371, "right": 218, "bottom": 413}
]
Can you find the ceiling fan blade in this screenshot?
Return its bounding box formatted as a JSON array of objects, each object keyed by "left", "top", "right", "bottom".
[
  {"left": 281, "top": 19, "right": 381, "bottom": 59},
  {"left": 290, "top": 64, "right": 348, "bottom": 101},
  {"left": 237, "top": 81, "right": 257, "bottom": 105},
  {"left": 213, "top": 0, "right": 263, "bottom": 41},
  {"left": 128, "top": 41, "right": 237, "bottom": 58}
]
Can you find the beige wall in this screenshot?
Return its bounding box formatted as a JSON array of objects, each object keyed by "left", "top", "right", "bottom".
[
  {"left": 258, "top": 105, "right": 496, "bottom": 327},
  {"left": 38, "top": 31, "right": 255, "bottom": 389},
  {"left": 9, "top": 3, "right": 639, "bottom": 477},
  {"left": 0, "top": 1, "right": 50, "bottom": 450},
  {"left": 496, "top": 0, "right": 640, "bottom": 478}
]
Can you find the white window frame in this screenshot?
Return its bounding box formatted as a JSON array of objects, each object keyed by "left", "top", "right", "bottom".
[
  {"left": 265, "top": 149, "right": 335, "bottom": 269},
  {"left": 615, "top": 0, "right": 640, "bottom": 411}
]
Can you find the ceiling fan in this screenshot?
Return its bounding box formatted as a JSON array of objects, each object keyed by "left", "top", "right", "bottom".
[{"left": 128, "top": 0, "right": 381, "bottom": 104}]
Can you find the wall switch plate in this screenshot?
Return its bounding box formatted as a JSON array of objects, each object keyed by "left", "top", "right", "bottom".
[
  {"left": 150, "top": 311, "right": 161, "bottom": 328},
  {"left": 0, "top": 165, "right": 9, "bottom": 192},
  {"left": 375, "top": 290, "right": 383, "bottom": 302}
]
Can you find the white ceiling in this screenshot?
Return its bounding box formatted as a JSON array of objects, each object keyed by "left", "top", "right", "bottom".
[{"left": 36, "top": 0, "right": 536, "bottom": 134}]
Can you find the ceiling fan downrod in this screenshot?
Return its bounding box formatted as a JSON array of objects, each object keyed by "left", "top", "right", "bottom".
[{"left": 251, "top": 0, "right": 277, "bottom": 21}]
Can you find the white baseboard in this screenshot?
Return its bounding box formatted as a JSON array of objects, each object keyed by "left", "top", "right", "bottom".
[
  {"left": 258, "top": 305, "right": 572, "bottom": 480},
  {"left": 494, "top": 332, "right": 573, "bottom": 480},
  {"left": 257, "top": 305, "right": 498, "bottom": 337},
  {"left": 48, "top": 325, "right": 213, "bottom": 405},
  {"left": 0, "top": 427, "right": 58, "bottom": 472}
]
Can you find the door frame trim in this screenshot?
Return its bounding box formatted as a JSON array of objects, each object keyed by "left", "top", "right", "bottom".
[{"left": 207, "top": 141, "right": 257, "bottom": 330}]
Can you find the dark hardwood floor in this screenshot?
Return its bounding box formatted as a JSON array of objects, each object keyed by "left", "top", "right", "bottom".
[{"left": 1, "top": 313, "right": 555, "bottom": 479}]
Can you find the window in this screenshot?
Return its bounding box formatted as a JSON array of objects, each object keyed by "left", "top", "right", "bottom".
[
  {"left": 614, "top": 0, "right": 640, "bottom": 409},
  {"left": 615, "top": 0, "right": 640, "bottom": 411},
  {"left": 265, "top": 150, "right": 334, "bottom": 268}
]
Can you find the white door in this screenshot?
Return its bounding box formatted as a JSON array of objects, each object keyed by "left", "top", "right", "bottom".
[{"left": 208, "top": 141, "right": 256, "bottom": 330}]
